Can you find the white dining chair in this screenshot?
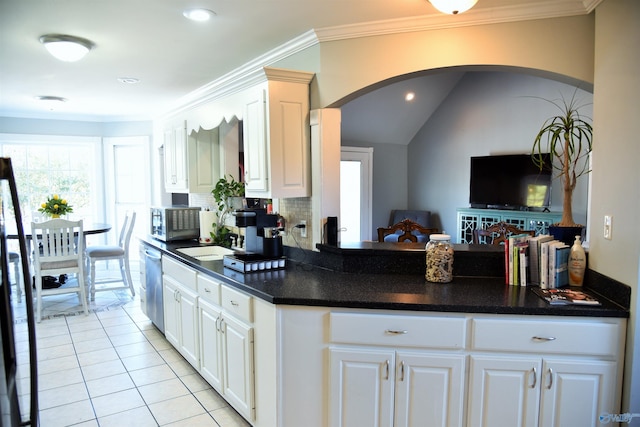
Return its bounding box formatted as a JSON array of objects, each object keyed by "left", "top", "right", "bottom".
[
  {"left": 9, "top": 251, "right": 22, "bottom": 302},
  {"left": 85, "top": 211, "right": 136, "bottom": 301},
  {"left": 31, "top": 218, "right": 88, "bottom": 322}
]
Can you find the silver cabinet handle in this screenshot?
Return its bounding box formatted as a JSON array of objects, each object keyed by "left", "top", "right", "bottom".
[
  {"left": 530, "top": 367, "right": 537, "bottom": 389},
  {"left": 230, "top": 300, "right": 239, "bottom": 306},
  {"left": 204, "top": 287, "right": 211, "bottom": 293},
  {"left": 385, "top": 330, "right": 408, "bottom": 335},
  {"left": 399, "top": 361, "right": 405, "bottom": 382},
  {"left": 532, "top": 336, "right": 556, "bottom": 342},
  {"left": 547, "top": 368, "right": 554, "bottom": 389},
  {"left": 384, "top": 360, "right": 390, "bottom": 380}
]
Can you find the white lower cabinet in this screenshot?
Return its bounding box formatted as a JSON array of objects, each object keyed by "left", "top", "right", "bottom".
[
  {"left": 329, "top": 312, "right": 467, "bottom": 427},
  {"left": 158, "top": 260, "right": 626, "bottom": 427},
  {"left": 395, "top": 352, "right": 465, "bottom": 427},
  {"left": 330, "top": 348, "right": 465, "bottom": 427},
  {"left": 162, "top": 262, "right": 199, "bottom": 367},
  {"left": 162, "top": 259, "right": 256, "bottom": 424},
  {"left": 199, "top": 298, "right": 224, "bottom": 391},
  {"left": 198, "top": 286, "right": 255, "bottom": 422},
  {"left": 330, "top": 347, "right": 395, "bottom": 427},
  {"left": 468, "top": 316, "right": 622, "bottom": 427},
  {"left": 468, "top": 355, "right": 616, "bottom": 427},
  {"left": 221, "top": 312, "right": 254, "bottom": 419}
]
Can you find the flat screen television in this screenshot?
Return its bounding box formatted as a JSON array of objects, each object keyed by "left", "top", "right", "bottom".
[{"left": 469, "top": 153, "right": 552, "bottom": 210}]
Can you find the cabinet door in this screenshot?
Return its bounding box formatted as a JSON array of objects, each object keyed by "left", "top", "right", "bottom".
[
  {"left": 163, "top": 122, "right": 188, "bottom": 192},
  {"left": 172, "top": 123, "right": 188, "bottom": 190},
  {"left": 177, "top": 285, "right": 199, "bottom": 368},
  {"left": 162, "top": 276, "right": 179, "bottom": 347},
  {"left": 395, "top": 352, "right": 465, "bottom": 427},
  {"left": 468, "top": 355, "right": 541, "bottom": 427},
  {"left": 199, "top": 299, "right": 224, "bottom": 392},
  {"left": 243, "top": 89, "right": 268, "bottom": 193},
  {"left": 222, "top": 313, "right": 255, "bottom": 421},
  {"left": 539, "top": 359, "right": 617, "bottom": 427},
  {"left": 188, "top": 127, "right": 219, "bottom": 193},
  {"left": 330, "top": 347, "right": 395, "bottom": 427}
]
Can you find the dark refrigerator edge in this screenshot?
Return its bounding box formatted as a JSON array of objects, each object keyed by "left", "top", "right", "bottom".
[{"left": 0, "top": 157, "right": 38, "bottom": 426}]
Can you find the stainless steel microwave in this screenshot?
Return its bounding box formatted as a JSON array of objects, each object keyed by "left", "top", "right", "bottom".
[{"left": 150, "top": 206, "right": 200, "bottom": 241}]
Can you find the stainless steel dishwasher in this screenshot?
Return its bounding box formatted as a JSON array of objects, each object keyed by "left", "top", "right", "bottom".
[{"left": 143, "top": 245, "right": 164, "bottom": 333}]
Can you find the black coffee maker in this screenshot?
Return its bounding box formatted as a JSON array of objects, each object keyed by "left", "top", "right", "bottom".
[{"left": 234, "top": 208, "right": 283, "bottom": 258}]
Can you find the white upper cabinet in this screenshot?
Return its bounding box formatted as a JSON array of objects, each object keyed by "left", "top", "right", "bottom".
[
  {"left": 158, "top": 67, "right": 313, "bottom": 197},
  {"left": 162, "top": 121, "right": 221, "bottom": 194},
  {"left": 187, "top": 126, "right": 220, "bottom": 194},
  {"left": 243, "top": 68, "right": 314, "bottom": 198},
  {"left": 163, "top": 121, "right": 188, "bottom": 192}
]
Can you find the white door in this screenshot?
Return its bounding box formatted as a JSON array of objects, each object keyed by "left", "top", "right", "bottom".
[
  {"left": 243, "top": 89, "right": 268, "bottom": 193},
  {"left": 395, "top": 352, "right": 465, "bottom": 427},
  {"left": 199, "top": 299, "right": 224, "bottom": 392},
  {"left": 177, "top": 286, "right": 199, "bottom": 368},
  {"left": 539, "top": 359, "right": 617, "bottom": 427},
  {"left": 340, "top": 147, "right": 373, "bottom": 242},
  {"left": 330, "top": 347, "right": 394, "bottom": 427},
  {"left": 104, "top": 136, "right": 151, "bottom": 262},
  {"left": 162, "top": 277, "right": 179, "bottom": 348},
  {"left": 222, "top": 314, "right": 255, "bottom": 421},
  {"left": 468, "top": 355, "right": 541, "bottom": 427}
]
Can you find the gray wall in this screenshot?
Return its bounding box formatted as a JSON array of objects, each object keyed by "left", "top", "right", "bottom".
[
  {"left": 342, "top": 140, "right": 408, "bottom": 233},
  {"left": 345, "top": 71, "right": 591, "bottom": 238}
]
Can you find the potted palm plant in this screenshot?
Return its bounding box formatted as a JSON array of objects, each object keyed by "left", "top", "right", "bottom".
[
  {"left": 531, "top": 91, "right": 593, "bottom": 245},
  {"left": 210, "top": 175, "right": 245, "bottom": 247}
]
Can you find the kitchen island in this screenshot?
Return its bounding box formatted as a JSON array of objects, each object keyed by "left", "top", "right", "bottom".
[{"left": 140, "top": 236, "right": 629, "bottom": 427}]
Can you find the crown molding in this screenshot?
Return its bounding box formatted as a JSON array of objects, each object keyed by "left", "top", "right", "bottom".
[
  {"left": 315, "top": 0, "right": 602, "bottom": 42},
  {"left": 159, "top": 0, "right": 602, "bottom": 121},
  {"left": 160, "top": 30, "right": 319, "bottom": 119}
]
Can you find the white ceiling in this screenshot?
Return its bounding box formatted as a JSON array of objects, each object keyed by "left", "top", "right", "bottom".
[{"left": 0, "top": 0, "right": 599, "bottom": 122}]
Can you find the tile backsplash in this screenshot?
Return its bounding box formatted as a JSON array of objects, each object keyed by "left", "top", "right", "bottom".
[{"left": 188, "top": 193, "right": 314, "bottom": 250}]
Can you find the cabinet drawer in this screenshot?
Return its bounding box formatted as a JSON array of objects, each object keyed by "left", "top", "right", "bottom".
[
  {"left": 162, "top": 256, "right": 197, "bottom": 291},
  {"left": 221, "top": 286, "right": 253, "bottom": 323},
  {"left": 471, "top": 318, "right": 621, "bottom": 357},
  {"left": 330, "top": 312, "right": 466, "bottom": 349},
  {"left": 197, "top": 275, "right": 221, "bottom": 305}
]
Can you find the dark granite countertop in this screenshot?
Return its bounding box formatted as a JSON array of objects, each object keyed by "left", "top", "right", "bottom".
[{"left": 139, "top": 236, "right": 629, "bottom": 318}]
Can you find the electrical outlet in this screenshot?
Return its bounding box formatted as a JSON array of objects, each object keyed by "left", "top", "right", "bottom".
[
  {"left": 604, "top": 215, "right": 612, "bottom": 240},
  {"left": 300, "top": 220, "right": 307, "bottom": 238}
]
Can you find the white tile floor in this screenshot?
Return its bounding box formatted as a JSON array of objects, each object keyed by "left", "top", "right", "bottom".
[{"left": 11, "top": 274, "right": 251, "bottom": 427}]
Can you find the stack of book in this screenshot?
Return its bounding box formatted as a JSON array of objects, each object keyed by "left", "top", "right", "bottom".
[{"left": 504, "top": 234, "right": 570, "bottom": 288}]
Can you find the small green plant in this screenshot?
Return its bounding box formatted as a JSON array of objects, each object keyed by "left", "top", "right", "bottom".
[
  {"left": 531, "top": 91, "right": 593, "bottom": 227},
  {"left": 210, "top": 175, "right": 245, "bottom": 247}
]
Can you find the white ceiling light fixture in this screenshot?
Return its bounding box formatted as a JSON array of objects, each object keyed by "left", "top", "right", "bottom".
[
  {"left": 39, "top": 34, "right": 94, "bottom": 62},
  {"left": 117, "top": 77, "right": 140, "bottom": 84},
  {"left": 405, "top": 92, "right": 416, "bottom": 102},
  {"left": 428, "top": 0, "right": 478, "bottom": 15},
  {"left": 35, "top": 96, "right": 67, "bottom": 110},
  {"left": 183, "top": 8, "right": 216, "bottom": 22}
]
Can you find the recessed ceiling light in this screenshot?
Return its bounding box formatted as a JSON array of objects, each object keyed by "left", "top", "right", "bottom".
[
  {"left": 117, "top": 77, "right": 140, "bottom": 84},
  {"left": 182, "top": 8, "right": 216, "bottom": 22},
  {"left": 405, "top": 92, "right": 416, "bottom": 102},
  {"left": 39, "top": 34, "right": 94, "bottom": 62}
]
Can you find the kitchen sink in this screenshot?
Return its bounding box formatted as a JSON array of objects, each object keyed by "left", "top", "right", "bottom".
[{"left": 176, "top": 245, "right": 234, "bottom": 261}]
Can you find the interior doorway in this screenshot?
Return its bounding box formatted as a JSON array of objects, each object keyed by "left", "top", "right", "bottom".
[{"left": 340, "top": 147, "right": 373, "bottom": 243}]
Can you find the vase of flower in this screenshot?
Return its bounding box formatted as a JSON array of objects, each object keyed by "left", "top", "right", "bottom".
[{"left": 38, "top": 194, "right": 73, "bottom": 218}]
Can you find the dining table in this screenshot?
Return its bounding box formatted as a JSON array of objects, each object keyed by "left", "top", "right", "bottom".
[{"left": 6, "top": 221, "right": 112, "bottom": 287}]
